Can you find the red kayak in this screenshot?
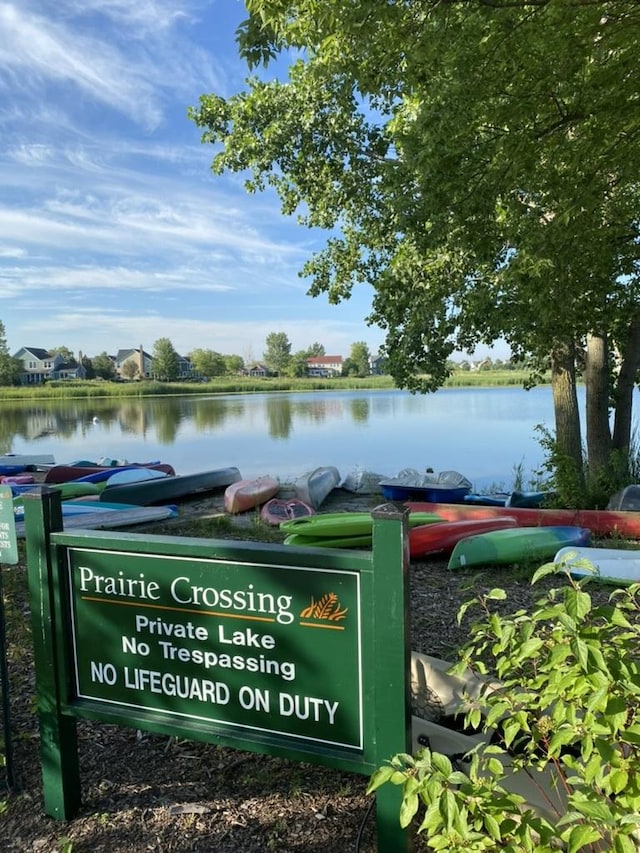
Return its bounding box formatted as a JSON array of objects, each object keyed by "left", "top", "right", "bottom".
[
  {"left": 409, "top": 516, "right": 518, "bottom": 560},
  {"left": 44, "top": 462, "right": 175, "bottom": 484},
  {"left": 407, "top": 501, "right": 640, "bottom": 539},
  {"left": 260, "top": 498, "right": 315, "bottom": 526}
]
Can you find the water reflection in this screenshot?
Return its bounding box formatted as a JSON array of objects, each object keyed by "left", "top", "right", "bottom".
[
  {"left": 265, "top": 397, "right": 293, "bottom": 439},
  {"left": 0, "top": 386, "right": 601, "bottom": 488}
]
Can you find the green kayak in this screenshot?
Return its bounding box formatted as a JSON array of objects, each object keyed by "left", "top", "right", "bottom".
[
  {"left": 280, "top": 511, "right": 442, "bottom": 538},
  {"left": 12, "top": 481, "right": 100, "bottom": 506},
  {"left": 283, "top": 533, "right": 373, "bottom": 549},
  {"left": 447, "top": 525, "right": 592, "bottom": 570}
]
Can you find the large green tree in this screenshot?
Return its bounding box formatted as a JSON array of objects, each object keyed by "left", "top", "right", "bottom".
[
  {"left": 92, "top": 352, "right": 116, "bottom": 380},
  {"left": 191, "top": 0, "right": 640, "bottom": 501},
  {"left": 348, "top": 341, "right": 371, "bottom": 378},
  {"left": 263, "top": 332, "right": 292, "bottom": 376},
  {"left": 0, "top": 321, "right": 21, "bottom": 386},
  {"left": 188, "top": 348, "right": 226, "bottom": 378},
  {"left": 152, "top": 338, "right": 180, "bottom": 382},
  {"left": 224, "top": 354, "right": 245, "bottom": 374}
]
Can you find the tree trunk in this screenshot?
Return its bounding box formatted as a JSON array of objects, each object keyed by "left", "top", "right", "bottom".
[
  {"left": 550, "top": 342, "right": 584, "bottom": 494},
  {"left": 612, "top": 317, "right": 640, "bottom": 455},
  {"left": 584, "top": 332, "right": 612, "bottom": 475}
]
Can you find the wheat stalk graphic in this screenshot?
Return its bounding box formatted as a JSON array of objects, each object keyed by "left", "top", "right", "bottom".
[{"left": 300, "top": 592, "right": 348, "bottom": 622}]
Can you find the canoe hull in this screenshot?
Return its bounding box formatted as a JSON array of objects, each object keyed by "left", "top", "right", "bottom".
[
  {"left": 0, "top": 453, "right": 55, "bottom": 468},
  {"left": 280, "top": 511, "right": 443, "bottom": 539},
  {"left": 99, "top": 467, "right": 242, "bottom": 505},
  {"left": 283, "top": 533, "right": 372, "bottom": 549},
  {"left": 407, "top": 501, "right": 640, "bottom": 539},
  {"left": 14, "top": 505, "right": 177, "bottom": 538},
  {"left": 554, "top": 545, "right": 640, "bottom": 585},
  {"left": 224, "top": 477, "right": 280, "bottom": 514},
  {"left": 45, "top": 462, "right": 175, "bottom": 484},
  {"left": 409, "top": 517, "right": 518, "bottom": 559},
  {"left": 294, "top": 466, "right": 340, "bottom": 509},
  {"left": 260, "top": 498, "right": 315, "bottom": 526},
  {"left": 447, "top": 526, "right": 592, "bottom": 570}
]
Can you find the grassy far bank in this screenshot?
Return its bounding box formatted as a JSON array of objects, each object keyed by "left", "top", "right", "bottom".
[{"left": 0, "top": 370, "right": 546, "bottom": 401}]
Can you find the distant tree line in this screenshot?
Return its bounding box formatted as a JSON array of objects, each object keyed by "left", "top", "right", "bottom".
[{"left": 0, "top": 323, "right": 382, "bottom": 385}]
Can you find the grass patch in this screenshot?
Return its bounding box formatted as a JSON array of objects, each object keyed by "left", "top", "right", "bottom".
[{"left": 0, "top": 370, "right": 546, "bottom": 401}]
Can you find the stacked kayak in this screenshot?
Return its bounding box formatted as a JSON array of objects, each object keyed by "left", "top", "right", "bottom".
[
  {"left": 408, "top": 517, "right": 518, "bottom": 560},
  {"left": 281, "top": 511, "right": 443, "bottom": 549},
  {"left": 406, "top": 500, "right": 640, "bottom": 539},
  {"left": 447, "top": 526, "right": 592, "bottom": 570},
  {"left": 45, "top": 461, "right": 175, "bottom": 484}
]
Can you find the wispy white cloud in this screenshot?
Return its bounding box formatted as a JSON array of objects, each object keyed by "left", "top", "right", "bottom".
[
  {"left": 0, "top": 1, "right": 385, "bottom": 362},
  {"left": 0, "top": 4, "right": 163, "bottom": 128},
  {"left": 59, "top": 0, "right": 192, "bottom": 34},
  {"left": 12, "top": 308, "right": 380, "bottom": 359},
  {"left": 0, "top": 1, "right": 226, "bottom": 130}
]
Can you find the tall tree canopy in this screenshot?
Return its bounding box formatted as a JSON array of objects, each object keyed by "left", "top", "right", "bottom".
[
  {"left": 152, "top": 338, "right": 180, "bottom": 382},
  {"left": 263, "top": 331, "right": 292, "bottom": 375},
  {"left": 0, "top": 320, "right": 21, "bottom": 386},
  {"left": 191, "top": 0, "right": 640, "bottom": 500},
  {"left": 189, "top": 348, "right": 226, "bottom": 378},
  {"left": 92, "top": 352, "right": 116, "bottom": 381}
]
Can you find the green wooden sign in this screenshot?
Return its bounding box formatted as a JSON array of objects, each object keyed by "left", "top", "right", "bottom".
[
  {"left": 69, "top": 548, "right": 362, "bottom": 748},
  {"left": 0, "top": 486, "right": 18, "bottom": 565}
]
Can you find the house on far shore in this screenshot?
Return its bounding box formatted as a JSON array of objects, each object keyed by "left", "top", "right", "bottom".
[
  {"left": 306, "top": 355, "right": 344, "bottom": 377},
  {"left": 114, "top": 345, "right": 153, "bottom": 380},
  {"left": 369, "top": 354, "right": 386, "bottom": 375},
  {"left": 176, "top": 354, "right": 196, "bottom": 380},
  {"left": 13, "top": 347, "right": 87, "bottom": 384},
  {"left": 243, "top": 362, "right": 270, "bottom": 377}
]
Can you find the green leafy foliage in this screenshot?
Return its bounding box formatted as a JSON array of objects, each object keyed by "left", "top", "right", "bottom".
[
  {"left": 190, "top": 0, "right": 640, "bottom": 484},
  {"left": 91, "top": 351, "right": 116, "bottom": 381},
  {"left": 151, "top": 338, "right": 180, "bottom": 382},
  {"left": 0, "top": 320, "right": 22, "bottom": 386},
  {"left": 263, "top": 331, "right": 292, "bottom": 375},
  {"left": 372, "top": 572, "right": 640, "bottom": 850},
  {"left": 188, "top": 348, "right": 226, "bottom": 378}
]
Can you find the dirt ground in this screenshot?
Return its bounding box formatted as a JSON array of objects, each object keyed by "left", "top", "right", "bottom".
[{"left": 0, "top": 483, "right": 614, "bottom": 852}]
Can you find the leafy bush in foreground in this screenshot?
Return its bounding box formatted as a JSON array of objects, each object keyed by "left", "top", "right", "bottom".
[{"left": 369, "top": 566, "right": 640, "bottom": 851}]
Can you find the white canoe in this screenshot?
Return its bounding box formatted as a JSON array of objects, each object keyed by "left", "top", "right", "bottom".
[
  {"left": 294, "top": 466, "right": 340, "bottom": 509},
  {"left": 410, "top": 651, "right": 565, "bottom": 820},
  {"left": 554, "top": 545, "right": 640, "bottom": 585},
  {"left": 105, "top": 467, "right": 169, "bottom": 487}
]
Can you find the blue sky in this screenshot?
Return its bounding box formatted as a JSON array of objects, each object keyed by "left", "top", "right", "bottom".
[{"left": 0, "top": 1, "right": 506, "bottom": 364}]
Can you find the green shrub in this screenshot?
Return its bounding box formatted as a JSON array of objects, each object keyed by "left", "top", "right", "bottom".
[{"left": 369, "top": 570, "right": 640, "bottom": 851}]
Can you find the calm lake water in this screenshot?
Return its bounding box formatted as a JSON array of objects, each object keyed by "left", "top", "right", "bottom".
[{"left": 0, "top": 386, "right": 594, "bottom": 491}]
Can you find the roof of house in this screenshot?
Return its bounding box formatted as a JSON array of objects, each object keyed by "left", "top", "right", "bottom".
[
  {"left": 306, "top": 355, "right": 344, "bottom": 365},
  {"left": 19, "top": 347, "right": 53, "bottom": 360},
  {"left": 115, "top": 348, "right": 152, "bottom": 361}
]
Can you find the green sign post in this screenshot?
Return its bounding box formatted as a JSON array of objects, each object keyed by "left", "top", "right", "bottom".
[
  {"left": 24, "top": 487, "right": 412, "bottom": 851},
  {"left": 0, "top": 486, "right": 17, "bottom": 565},
  {"left": 0, "top": 485, "right": 18, "bottom": 791}
]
